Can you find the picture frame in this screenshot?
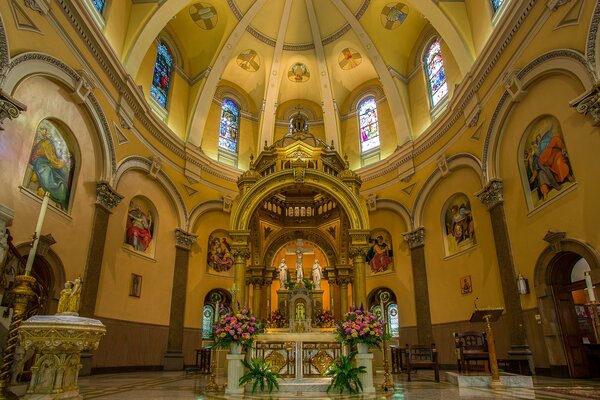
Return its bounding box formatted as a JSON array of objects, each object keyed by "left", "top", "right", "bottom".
[
  {"left": 130, "top": 273, "right": 142, "bottom": 298},
  {"left": 460, "top": 275, "right": 472, "bottom": 295}
]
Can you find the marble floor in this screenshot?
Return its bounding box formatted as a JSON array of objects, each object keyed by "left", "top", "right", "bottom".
[{"left": 70, "top": 370, "right": 600, "bottom": 400}]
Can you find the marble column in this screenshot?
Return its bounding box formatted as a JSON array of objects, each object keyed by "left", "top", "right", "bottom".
[
  {"left": 264, "top": 279, "right": 272, "bottom": 318},
  {"left": 476, "top": 179, "right": 531, "bottom": 358},
  {"left": 231, "top": 248, "right": 250, "bottom": 308},
  {"left": 251, "top": 278, "right": 263, "bottom": 319},
  {"left": 338, "top": 278, "right": 351, "bottom": 315},
  {"left": 164, "top": 229, "right": 197, "bottom": 371},
  {"left": 403, "top": 227, "right": 433, "bottom": 345},
  {"left": 328, "top": 277, "right": 336, "bottom": 318},
  {"left": 80, "top": 181, "right": 123, "bottom": 317},
  {"left": 349, "top": 230, "right": 370, "bottom": 308},
  {"left": 0, "top": 205, "right": 14, "bottom": 269}
]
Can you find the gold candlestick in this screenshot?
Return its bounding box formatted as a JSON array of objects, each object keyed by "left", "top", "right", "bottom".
[
  {"left": 379, "top": 293, "right": 394, "bottom": 391},
  {"left": 0, "top": 275, "right": 37, "bottom": 399},
  {"left": 204, "top": 347, "right": 220, "bottom": 392},
  {"left": 484, "top": 314, "right": 502, "bottom": 388}
]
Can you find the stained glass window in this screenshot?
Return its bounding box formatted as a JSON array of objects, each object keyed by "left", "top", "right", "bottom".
[
  {"left": 218, "top": 99, "right": 240, "bottom": 153},
  {"left": 92, "top": 0, "right": 105, "bottom": 14},
  {"left": 358, "top": 97, "right": 380, "bottom": 153},
  {"left": 387, "top": 303, "right": 399, "bottom": 337},
  {"left": 150, "top": 41, "right": 173, "bottom": 109},
  {"left": 491, "top": 0, "right": 505, "bottom": 13},
  {"left": 201, "top": 304, "right": 214, "bottom": 339},
  {"left": 424, "top": 38, "right": 448, "bottom": 108}
]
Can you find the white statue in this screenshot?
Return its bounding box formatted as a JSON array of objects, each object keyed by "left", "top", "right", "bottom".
[
  {"left": 296, "top": 250, "right": 304, "bottom": 283},
  {"left": 278, "top": 259, "right": 288, "bottom": 288},
  {"left": 312, "top": 259, "right": 322, "bottom": 289}
]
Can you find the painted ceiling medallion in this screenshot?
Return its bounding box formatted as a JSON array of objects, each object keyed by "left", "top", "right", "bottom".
[
  {"left": 236, "top": 49, "right": 260, "bottom": 72},
  {"left": 338, "top": 48, "right": 362, "bottom": 70},
  {"left": 381, "top": 3, "right": 409, "bottom": 30},
  {"left": 288, "top": 63, "right": 310, "bottom": 83},
  {"left": 189, "top": 3, "right": 218, "bottom": 30}
]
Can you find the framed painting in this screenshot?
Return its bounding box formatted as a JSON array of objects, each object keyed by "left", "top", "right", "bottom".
[
  {"left": 207, "top": 230, "right": 234, "bottom": 277},
  {"left": 130, "top": 274, "right": 142, "bottom": 298},
  {"left": 460, "top": 275, "right": 472, "bottom": 295},
  {"left": 366, "top": 229, "right": 394, "bottom": 275},
  {"left": 442, "top": 193, "right": 476, "bottom": 256}
]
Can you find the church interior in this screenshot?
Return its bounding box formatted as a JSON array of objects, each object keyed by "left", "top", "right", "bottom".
[{"left": 0, "top": 0, "right": 600, "bottom": 398}]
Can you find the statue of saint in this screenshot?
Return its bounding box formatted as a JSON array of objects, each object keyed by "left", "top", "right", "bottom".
[
  {"left": 312, "top": 259, "right": 322, "bottom": 289},
  {"left": 57, "top": 281, "right": 73, "bottom": 314},
  {"left": 278, "top": 259, "right": 288, "bottom": 288},
  {"left": 57, "top": 277, "right": 82, "bottom": 315},
  {"left": 296, "top": 252, "right": 304, "bottom": 283}
]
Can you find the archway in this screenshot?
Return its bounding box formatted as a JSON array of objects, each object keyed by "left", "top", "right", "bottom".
[{"left": 534, "top": 235, "right": 600, "bottom": 378}]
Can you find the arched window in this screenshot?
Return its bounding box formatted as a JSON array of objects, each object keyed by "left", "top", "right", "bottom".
[
  {"left": 23, "top": 119, "right": 77, "bottom": 212},
  {"left": 150, "top": 40, "right": 173, "bottom": 109},
  {"left": 358, "top": 97, "right": 380, "bottom": 153},
  {"left": 219, "top": 99, "right": 240, "bottom": 153},
  {"left": 201, "top": 304, "right": 214, "bottom": 339},
  {"left": 387, "top": 303, "right": 399, "bottom": 337},
  {"left": 202, "top": 290, "right": 231, "bottom": 338},
  {"left": 92, "top": 0, "right": 106, "bottom": 14},
  {"left": 491, "top": 0, "right": 505, "bottom": 13},
  {"left": 424, "top": 38, "right": 448, "bottom": 108}
]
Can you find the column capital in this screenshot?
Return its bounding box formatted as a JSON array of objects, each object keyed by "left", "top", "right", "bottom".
[
  {"left": 95, "top": 181, "right": 124, "bottom": 211},
  {"left": 337, "top": 276, "right": 353, "bottom": 286},
  {"left": 248, "top": 277, "right": 264, "bottom": 287},
  {"left": 175, "top": 228, "right": 197, "bottom": 250},
  {"left": 543, "top": 230, "right": 566, "bottom": 253},
  {"left": 570, "top": 82, "right": 600, "bottom": 125},
  {"left": 476, "top": 178, "right": 504, "bottom": 210},
  {"left": 349, "top": 246, "right": 368, "bottom": 259},
  {"left": 231, "top": 248, "right": 251, "bottom": 260},
  {"left": 403, "top": 227, "right": 425, "bottom": 249},
  {"left": 0, "top": 89, "right": 26, "bottom": 131}
]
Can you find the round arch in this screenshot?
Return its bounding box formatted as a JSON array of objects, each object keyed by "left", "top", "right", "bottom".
[
  {"left": 263, "top": 229, "right": 338, "bottom": 270},
  {"left": 373, "top": 198, "right": 413, "bottom": 230},
  {"left": 412, "top": 153, "right": 484, "bottom": 227},
  {"left": 483, "top": 50, "right": 595, "bottom": 180},
  {"left": 189, "top": 200, "right": 224, "bottom": 231},
  {"left": 230, "top": 169, "right": 369, "bottom": 231}
]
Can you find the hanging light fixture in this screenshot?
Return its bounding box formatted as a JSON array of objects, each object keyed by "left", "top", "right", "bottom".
[{"left": 517, "top": 273, "right": 529, "bottom": 295}]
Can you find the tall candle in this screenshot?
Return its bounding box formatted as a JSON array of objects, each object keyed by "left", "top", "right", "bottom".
[
  {"left": 584, "top": 271, "right": 596, "bottom": 303},
  {"left": 214, "top": 300, "right": 220, "bottom": 323},
  {"left": 24, "top": 192, "right": 50, "bottom": 275}
]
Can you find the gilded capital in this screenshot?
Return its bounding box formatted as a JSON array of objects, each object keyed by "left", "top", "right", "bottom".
[
  {"left": 403, "top": 227, "right": 425, "bottom": 249},
  {"left": 231, "top": 248, "right": 251, "bottom": 260},
  {"left": 95, "top": 181, "right": 123, "bottom": 211},
  {"left": 175, "top": 228, "right": 197, "bottom": 250},
  {"left": 349, "top": 246, "right": 368, "bottom": 260},
  {"left": 476, "top": 178, "right": 504, "bottom": 210}
]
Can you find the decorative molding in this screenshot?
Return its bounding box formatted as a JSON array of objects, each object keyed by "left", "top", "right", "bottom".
[
  {"left": 223, "top": 195, "right": 233, "bottom": 213},
  {"left": 476, "top": 178, "right": 504, "bottom": 210},
  {"left": 0, "top": 14, "right": 9, "bottom": 76},
  {"left": 502, "top": 69, "right": 527, "bottom": 102},
  {"left": 148, "top": 156, "right": 162, "bottom": 179},
  {"left": 24, "top": 0, "right": 50, "bottom": 15},
  {"left": 95, "top": 181, "right": 124, "bottom": 211},
  {"left": 569, "top": 83, "right": 600, "bottom": 125},
  {"left": 585, "top": 0, "right": 600, "bottom": 76},
  {"left": 435, "top": 154, "right": 450, "bottom": 177},
  {"left": 366, "top": 194, "right": 377, "bottom": 212},
  {"left": 175, "top": 228, "right": 197, "bottom": 250},
  {"left": 0, "top": 89, "right": 27, "bottom": 130},
  {"left": 403, "top": 227, "right": 425, "bottom": 249},
  {"left": 70, "top": 69, "right": 95, "bottom": 104},
  {"left": 554, "top": 0, "right": 583, "bottom": 29},
  {"left": 543, "top": 230, "right": 566, "bottom": 253},
  {"left": 546, "top": 0, "right": 571, "bottom": 11},
  {"left": 8, "top": 0, "right": 42, "bottom": 34}
]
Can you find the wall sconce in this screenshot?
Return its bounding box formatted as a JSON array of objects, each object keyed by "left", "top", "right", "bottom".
[{"left": 517, "top": 273, "right": 529, "bottom": 295}]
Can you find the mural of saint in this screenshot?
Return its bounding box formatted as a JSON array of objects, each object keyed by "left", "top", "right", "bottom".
[
  {"left": 522, "top": 116, "right": 575, "bottom": 208},
  {"left": 366, "top": 230, "right": 393, "bottom": 274},
  {"left": 24, "top": 120, "right": 75, "bottom": 211},
  {"left": 125, "top": 197, "right": 155, "bottom": 253},
  {"left": 443, "top": 193, "right": 476, "bottom": 255},
  {"left": 207, "top": 233, "right": 233, "bottom": 273}
]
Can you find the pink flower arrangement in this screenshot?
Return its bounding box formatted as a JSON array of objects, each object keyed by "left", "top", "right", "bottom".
[
  {"left": 335, "top": 305, "right": 385, "bottom": 348},
  {"left": 315, "top": 309, "right": 335, "bottom": 328},
  {"left": 269, "top": 309, "right": 287, "bottom": 328},
  {"left": 213, "top": 305, "right": 260, "bottom": 348}
]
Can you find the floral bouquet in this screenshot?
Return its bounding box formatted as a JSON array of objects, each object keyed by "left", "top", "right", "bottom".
[
  {"left": 334, "top": 305, "right": 385, "bottom": 348},
  {"left": 212, "top": 305, "right": 260, "bottom": 349},
  {"left": 270, "top": 309, "right": 286, "bottom": 328},
  {"left": 315, "top": 309, "right": 335, "bottom": 328}
]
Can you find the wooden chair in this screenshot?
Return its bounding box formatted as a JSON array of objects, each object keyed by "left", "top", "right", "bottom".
[
  {"left": 405, "top": 343, "right": 440, "bottom": 382},
  {"left": 454, "top": 331, "right": 489, "bottom": 373}
]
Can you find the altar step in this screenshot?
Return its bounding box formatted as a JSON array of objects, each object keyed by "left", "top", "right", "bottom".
[
  {"left": 275, "top": 377, "right": 332, "bottom": 392},
  {"left": 444, "top": 371, "right": 533, "bottom": 388}
]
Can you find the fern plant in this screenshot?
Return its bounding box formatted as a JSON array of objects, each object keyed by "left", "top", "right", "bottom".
[
  {"left": 239, "top": 357, "right": 280, "bottom": 393},
  {"left": 324, "top": 352, "right": 366, "bottom": 394}
]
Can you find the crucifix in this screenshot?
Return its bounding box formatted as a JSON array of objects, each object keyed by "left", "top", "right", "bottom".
[{"left": 285, "top": 238, "right": 314, "bottom": 282}]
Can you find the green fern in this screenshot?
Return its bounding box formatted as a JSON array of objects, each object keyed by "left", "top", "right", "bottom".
[
  {"left": 239, "top": 357, "right": 280, "bottom": 393},
  {"left": 324, "top": 352, "right": 366, "bottom": 394}
]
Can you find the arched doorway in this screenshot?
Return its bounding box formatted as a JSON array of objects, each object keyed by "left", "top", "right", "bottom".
[{"left": 535, "top": 235, "right": 600, "bottom": 378}]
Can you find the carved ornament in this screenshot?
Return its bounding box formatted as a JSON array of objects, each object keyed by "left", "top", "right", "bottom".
[
  {"left": 231, "top": 248, "right": 251, "bottom": 260},
  {"left": 95, "top": 181, "right": 123, "bottom": 211},
  {"left": 543, "top": 230, "right": 566, "bottom": 253},
  {"left": 570, "top": 84, "right": 600, "bottom": 125},
  {"left": 403, "top": 227, "right": 425, "bottom": 249},
  {"left": 0, "top": 89, "right": 27, "bottom": 131},
  {"left": 175, "top": 229, "right": 197, "bottom": 250},
  {"left": 476, "top": 178, "right": 504, "bottom": 210}
]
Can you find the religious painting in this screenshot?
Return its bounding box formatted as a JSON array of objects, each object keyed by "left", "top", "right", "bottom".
[
  {"left": 460, "top": 275, "right": 472, "bottom": 295},
  {"left": 288, "top": 63, "right": 310, "bottom": 83},
  {"left": 130, "top": 274, "right": 142, "bottom": 298},
  {"left": 442, "top": 193, "right": 476, "bottom": 256},
  {"left": 23, "top": 119, "right": 76, "bottom": 212},
  {"left": 237, "top": 49, "right": 260, "bottom": 72},
  {"left": 380, "top": 3, "right": 409, "bottom": 30},
  {"left": 207, "top": 230, "right": 234, "bottom": 276},
  {"left": 520, "top": 115, "right": 575, "bottom": 210},
  {"left": 124, "top": 196, "right": 156, "bottom": 255},
  {"left": 365, "top": 229, "right": 393, "bottom": 275},
  {"left": 338, "top": 48, "right": 362, "bottom": 70},
  {"left": 189, "top": 3, "right": 218, "bottom": 30}
]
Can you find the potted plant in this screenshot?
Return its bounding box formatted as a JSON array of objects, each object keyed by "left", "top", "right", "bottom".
[
  {"left": 212, "top": 305, "right": 260, "bottom": 352},
  {"left": 303, "top": 278, "right": 313, "bottom": 290},
  {"left": 324, "top": 352, "right": 366, "bottom": 394},
  {"left": 239, "top": 357, "right": 280, "bottom": 393},
  {"left": 284, "top": 280, "right": 296, "bottom": 290},
  {"left": 334, "top": 305, "right": 386, "bottom": 352}
]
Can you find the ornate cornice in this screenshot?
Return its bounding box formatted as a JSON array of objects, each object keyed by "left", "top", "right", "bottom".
[
  {"left": 95, "top": 181, "right": 123, "bottom": 211},
  {"left": 476, "top": 178, "right": 504, "bottom": 210},
  {"left": 0, "top": 89, "right": 27, "bottom": 130},
  {"left": 403, "top": 227, "right": 425, "bottom": 249},
  {"left": 175, "top": 228, "right": 197, "bottom": 250}
]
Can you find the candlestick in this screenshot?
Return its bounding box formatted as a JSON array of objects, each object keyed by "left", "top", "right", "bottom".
[
  {"left": 214, "top": 300, "right": 220, "bottom": 323},
  {"left": 585, "top": 271, "right": 596, "bottom": 303},
  {"left": 24, "top": 192, "right": 50, "bottom": 275}
]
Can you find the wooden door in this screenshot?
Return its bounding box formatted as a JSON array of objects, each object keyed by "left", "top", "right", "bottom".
[{"left": 554, "top": 287, "right": 589, "bottom": 378}]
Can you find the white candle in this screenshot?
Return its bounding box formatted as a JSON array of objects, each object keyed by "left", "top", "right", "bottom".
[
  {"left": 584, "top": 271, "right": 596, "bottom": 303},
  {"left": 214, "top": 300, "right": 220, "bottom": 322},
  {"left": 24, "top": 192, "right": 50, "bottom": 275}
]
